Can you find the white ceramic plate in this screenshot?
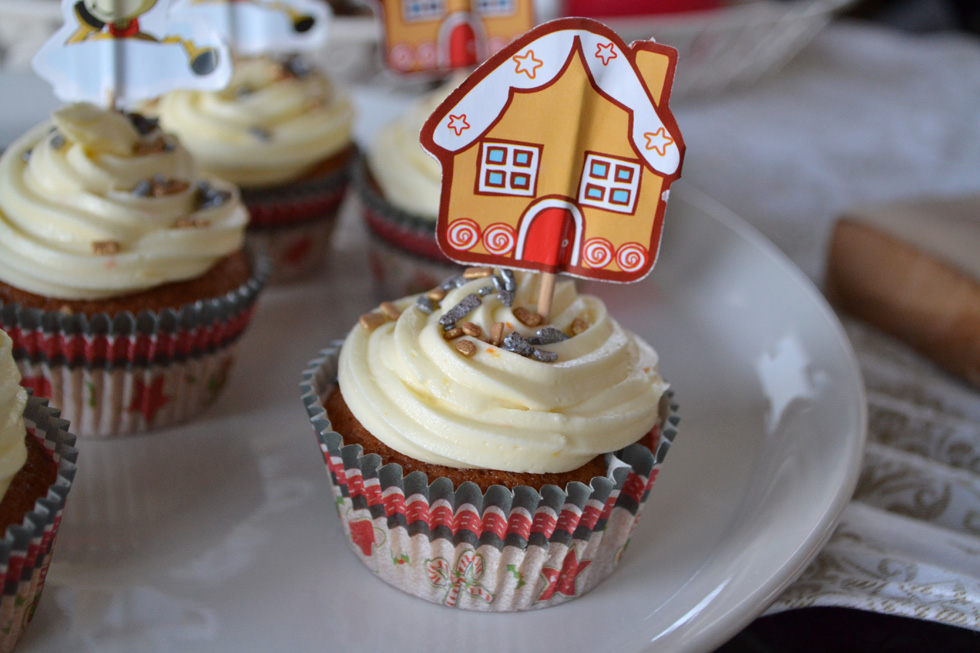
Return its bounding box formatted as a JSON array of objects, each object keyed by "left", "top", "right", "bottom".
[{"left": 1, "top": 76, "right": 865, "bottom": 652}]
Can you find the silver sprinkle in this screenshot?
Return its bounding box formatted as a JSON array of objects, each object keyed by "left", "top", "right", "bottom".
[
  {"left": 50, "top": 132, "right": 66, "bottom": 149},
  {"left": 415, "top": 296, "right": 434, "bottom": 314},
  {"left": 440, "top": 276, "right": 462, "bottom": 291},
  {"left": 477, "top": 285, "right": 494, "bottom": 297},
  {"left": 235, "top": 86, "right": 254, "bottom": 99},
  {"left": 501, "top": 269, "right": 516, "bottom": 292},
  {"left": 491, "top": 275, "right": 504, "bottom": 292},
  {"left": 528, "top": 327, "right": 568, "bottom": 346},
  {"left": 532, "top": 349, "right": 558, "bottom": 363},
  {"left": 497, "top": 290, "right": 515, "bottom": 307},
  {"left": 502, "top": 332, "right": 534, "bottom": 357},
  {"left": 132, "top": 180, "right": 153, "bottom": 197},
  {"left": 154, "top": 173, "right": 166, "bottom": 184},
  {"left": 439, "top": 294, "right": 481, "bottom": 327},
  {"left": 249, "top": 127, "right": 272, "bottom": 141},
  {"left": 21, "top": 149, "right": 31, "bottom": 162}
]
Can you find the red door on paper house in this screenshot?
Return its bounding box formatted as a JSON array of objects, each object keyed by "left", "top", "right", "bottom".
[
  {"left": 448, "top": 21, "right": 478, "bottom": 67},
  {"left": 521, "top": 207, "right": 577, "bottom": 267}
]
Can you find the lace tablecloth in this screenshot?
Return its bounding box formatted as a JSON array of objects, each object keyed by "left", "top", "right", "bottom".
[{"left": 676, "top": 21, "right": 980, "bottom": 631}]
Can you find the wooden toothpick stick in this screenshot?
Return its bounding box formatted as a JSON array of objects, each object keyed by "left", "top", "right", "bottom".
[{"left": 537, "top": 272, "right": 556, "bottom": 322}]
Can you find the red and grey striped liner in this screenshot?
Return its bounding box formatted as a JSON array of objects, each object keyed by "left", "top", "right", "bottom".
[
  {"left": 351, "top": 156, "right": 463, "bottom": 298},
  {"left": 0, "top": 393, "right": 77, "bottom": 652},
  {"left": 301, "top": 341, "right": 679, "bottom": 611},
  {"left": 242, "top": 153, "right": 353, "bottom": 284},
  {"left": 0, "top": 251, "right": 271, "bottom": 438}
]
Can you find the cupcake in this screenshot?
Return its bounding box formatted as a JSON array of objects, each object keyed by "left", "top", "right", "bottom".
[
  {"left": 301, "top": 268, "right": 679, "bottom": 611},
  {"left": 0, "top": 102, "right": 269, "bottom": 438},
  {"left": 0, "top": 330, "right": 77, "bottom": 651},
  {"left": 354, "top": 86, "right": 463, "bottom": 297},
  {"left": 153, "top": 56, "right": 356, "bottom": 283}
]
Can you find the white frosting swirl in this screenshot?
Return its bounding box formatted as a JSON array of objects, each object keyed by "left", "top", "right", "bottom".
[
  {"left": 0, "top": 331, "right": 27, "bottom": 500},
  {"left": 366, "top": 86, "right": 450, "bottom": 219},
  {"left": 0, "top": 104, "right": 248, "bottom": 300},
  {"left": 155, "top": 57, "right": 354, "bottom": 188},
  {"left": 338, "top": 272, "right": 665, "bottom": 474}
]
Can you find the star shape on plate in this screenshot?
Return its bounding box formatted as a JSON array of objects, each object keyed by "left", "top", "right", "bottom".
[{"left": 512, "top": 49, "right": 543, "bottom": 79}]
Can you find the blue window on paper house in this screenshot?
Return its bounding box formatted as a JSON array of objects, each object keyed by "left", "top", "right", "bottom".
[
  {"left": 578, "top": 153, "right": 641, "bottom": 214},
  {"left": 477, "top": 140, "right": 541, "bottom": 197}
]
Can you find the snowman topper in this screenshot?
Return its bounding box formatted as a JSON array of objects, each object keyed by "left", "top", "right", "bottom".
[
  {"left": 33, "top": 0, "right": 232, "bottom": 107},
  {"left": 369, "top": 0, "right": 536, "bottom": 76},
  {"left": 420, "top": 18, "right": 684, "bottom": 315},
  {"left": 169, "top": 0, "right": 330, "bottom": 56}
]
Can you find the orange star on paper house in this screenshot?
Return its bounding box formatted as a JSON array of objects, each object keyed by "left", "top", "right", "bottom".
[{"left": 420, "top": 17, "right": 685, "bottom": 283}]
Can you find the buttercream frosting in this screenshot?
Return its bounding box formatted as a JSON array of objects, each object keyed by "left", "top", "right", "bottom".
[
  {"left": 0, "top": 103, "right": 248, "bottom": 301},
  {"left": 154, "top": 57, "right": 354, "bottom": 188},
  {"left": 0, "top": 331, "right": 27, "bottom": 500},
  {"left": 338, "top": 271, "right": 665, "bottom": 474},
  {"left": 366, "top": 86, "right": 450, "bottom": 219}
]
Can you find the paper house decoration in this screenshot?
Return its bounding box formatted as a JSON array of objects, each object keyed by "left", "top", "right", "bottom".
[
  {"left": 420, "top": 18, "right": 684, "bottom": 283},
  {"left": 370, "top": 0, "right": 535, "bottom": 74}
]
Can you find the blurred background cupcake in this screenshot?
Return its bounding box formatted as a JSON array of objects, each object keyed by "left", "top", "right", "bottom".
[
  {"left": 353, "top": 84, "right": 462, "bottom": 298},
  {"left": 153, "top": 55, "right": 356, "bottom": 283},
  {"left": 0, "top": 103, "right": 269, "bottom": 438},
  {"left": 0, "top": 330, "right": 77, "bottom": 651}
]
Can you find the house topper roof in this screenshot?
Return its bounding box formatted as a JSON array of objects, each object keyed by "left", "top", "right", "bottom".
[{"left": 424, "top": 19, "right": 683, "bottom": 176}]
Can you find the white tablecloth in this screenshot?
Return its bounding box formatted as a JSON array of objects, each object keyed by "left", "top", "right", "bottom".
[{"left": 676, "top": 21, "right": 980, "bottom": 630}]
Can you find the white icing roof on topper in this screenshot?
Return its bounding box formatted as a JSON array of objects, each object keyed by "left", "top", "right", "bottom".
[{"left": 431, "top": 27, "right": 682, "bottom": 176}]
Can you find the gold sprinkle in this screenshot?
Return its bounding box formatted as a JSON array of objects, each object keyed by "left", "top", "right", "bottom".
[
  {"left": 175, "top": 217, "right": 210, "bottom": 229},
  {"left": 463, "top": 267, "right": 493, "bottom": 279},
  {"left": 513, "top": 306, "right": 543, "bottom": 328},
  {"left": 443, "top": 327, "right": 463, "bottom": 340},
  {"left": 58, "top": 304, "right": 74, "bottom": 316},
  {"left": 461, "top": 322, "right": 482, "bottom": 338},
  {"left": 490, "top": 322, "right": 506, "bottom": 347},
  {"left": 571, "top": 318, "right": 589, "bottom": 336},
  {"left": 379, "top": 301, "right": 401, "bottom": 320},
  {"left": 151, "top": 178, "right": 190, "bottom": 197},
  {"left": 426, "top": 288, "right": 446, "bottom": 302},
  {"left": 92, "top": 240, "right": 120, "bottom": 255},
  {"left": 133, "top": 136, "right": 167, "bottom": 156},
  {"left": 455, "top": 340, "right": 477, "bottom": 357},
  {"left": 359, "top": 312, "right": 387, "bottom": 331}
]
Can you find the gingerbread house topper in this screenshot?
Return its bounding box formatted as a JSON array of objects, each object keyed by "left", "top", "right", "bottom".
[
  {"left": 419, "top": 17, "right": 685, "bottom": 284},
  {"left": 369, "top": 0, "right": 535, "bottom": 76},
  {"left": 169, "top": 0, "right": 330, "bottom": 56},
  {"left": 33, "top": 0, "right": 232, "bottom": 107}
]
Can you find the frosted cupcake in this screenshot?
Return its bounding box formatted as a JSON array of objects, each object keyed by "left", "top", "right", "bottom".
[
  {"left": 354, "top": 86, "right": 462, "bottom": 297},
  {"left": 154, "top": 56, "right": 356, "bottom": 282},
  {"left": 302, "top": 268, "right": 678, "bottom": 611},
  {"left": 0, "top": 103, "right": 269, "bottom": 438},
  {"left": 0, "top": 330, "right": 77, "bottom": 651}
]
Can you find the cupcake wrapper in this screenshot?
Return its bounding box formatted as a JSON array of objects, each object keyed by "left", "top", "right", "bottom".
[
  {"left": 366, "top": 235, "right": 463, "bottom": 299},
  {"left": 301, "top": 342, "right": 680, "bottom": 612},
  {"left": 0, "top": 393, "right": 77, "bottom": 652},
  {"left": 243, "top": 156, "right": 352, "bottom": 283},
  {"left": 1, "top": 251, "right": 272, "bottom": 438}
]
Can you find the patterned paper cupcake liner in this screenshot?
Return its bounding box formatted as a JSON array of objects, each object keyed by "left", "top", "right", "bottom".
[
  {"left": 243, "top": 151, "right": 353, "bottom": 283},
  {"left": 301, "top": 341, "right": 680, "bottom": 612},
  {"left": 0, "top": 393, "right": 78, "bottom": 652},
  {"left": 0, "top": 251, "right": 272, "bottom": 439},
  {"left": 351, "top": 157, "right": 463, "bottom": 296}
]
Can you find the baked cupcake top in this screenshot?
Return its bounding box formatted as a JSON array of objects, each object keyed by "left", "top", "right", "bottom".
[
  {"left": 339, "top": 269, "right": 666, "bottom": 474},
  {"left": 365, "top": 85, "right": 451, "bottom": 219},
  {"left": 154, "top": 56, "right": 354, "bottom": 188},
  {"left": 0, "top": 331, "right": 27, "bottom": 499},
  {"left": 0, "top": 103, "right": 248, "bottom": 301}
]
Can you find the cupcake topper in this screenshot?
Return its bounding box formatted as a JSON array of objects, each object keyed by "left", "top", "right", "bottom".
[
  {"left": 368, "top": 0, "right": 536, "bottom": 76},
  {"left": 32, "top": 0, "right": 232, "bottom": 108},
  {"left": 419, "top": 17, "right": 685, "bottom": 317},
  {"left": 168, "top": 0, "right": 330, "bottom": 56}
]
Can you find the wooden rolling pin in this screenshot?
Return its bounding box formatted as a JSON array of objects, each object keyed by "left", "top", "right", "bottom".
[{"left": 825, "top": 194, "right": 980, "bottom": 389}]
